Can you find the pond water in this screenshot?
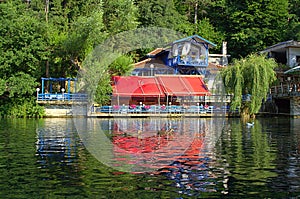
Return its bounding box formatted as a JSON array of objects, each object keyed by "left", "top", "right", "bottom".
[{"left": 0, "top": 117, "right": 300, "bottom": 198}]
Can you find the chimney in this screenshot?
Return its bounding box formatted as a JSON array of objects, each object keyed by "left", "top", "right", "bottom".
[{"left": 222, "top": 41, "right": 227, "bottom": 55}]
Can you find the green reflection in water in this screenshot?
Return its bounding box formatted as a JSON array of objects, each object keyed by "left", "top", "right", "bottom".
[
  {"left": 0, "top": 119, "right": 86, "bottom": 198},
  {"left": 218, "top": 119, "right": 277, "bottom": 197}
]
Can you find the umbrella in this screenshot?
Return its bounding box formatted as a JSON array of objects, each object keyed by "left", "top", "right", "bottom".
[{"left": 284, "top": 65, "right": 300, "bottom": 74}]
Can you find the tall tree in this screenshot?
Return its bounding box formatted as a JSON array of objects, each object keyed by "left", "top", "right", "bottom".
[
  {"left": 62, "top": 8, "right": 107, "bottom": 76},
  {"left": 196, "top": 18, "right": 225, "bottom": 53},
  {"left": 0, "top": 1, "right": 47, "bottom": 98},
  {"left": 209, "top": 0, "right": 290, "bottom": 58},
  {"left": 176, "top": 0, "right": 212, "bottom": 24},
  {"left": 221, "top": 54, "right": 277, "bottom": 120},
  {"left": 285, "top": 0, "right": 300, "bottom": 40},
  {"left": 102, "top": 0, "right": 139, "bottom": 34},
  {"left": 137, "top": 0, "right": 190, "bottom": 32},
  {"left": 29, "top": 0, "right": 104, "bottom": 78}
]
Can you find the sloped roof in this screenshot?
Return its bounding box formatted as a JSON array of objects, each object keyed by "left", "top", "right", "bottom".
[
  {"left": 172, "top": 35, "right": 217, "bottom": 48},
  {"left": 261, "top": 40, "right": 300, "bottom": 53},
  {"left": 156, "top": 75, "right": 210, "bottom": 96},
  {"left": 112, "top": 76, "right": 164, "bottom": 97},
  {"left": 112, "top": 75, "right": 210, "bottom": 97},
  {"left": 147, "top": 48, "right": 164, "bottom": 56}
]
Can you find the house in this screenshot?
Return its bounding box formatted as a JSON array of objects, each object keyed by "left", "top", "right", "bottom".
[
  {"left": 113, "top": 35, "right": 230, "bottom": 107},
  {"left": 261, "top": 40, "right": 300, "bottom": 68},
  {"left": 261, "top": 40, "right": 300, "bottom": 117},
  {"left": 131, "top": 35, "right": 228, "bottom": 76}
]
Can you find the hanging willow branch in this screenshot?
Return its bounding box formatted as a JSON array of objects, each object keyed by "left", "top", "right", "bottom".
[{"left": 221, "top": 54, "right": 278, "bottom": 118}]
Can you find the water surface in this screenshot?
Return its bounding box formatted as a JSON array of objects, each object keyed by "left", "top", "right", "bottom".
[{"left": 0, "top": 117, "right": 300, "bottom": 198}]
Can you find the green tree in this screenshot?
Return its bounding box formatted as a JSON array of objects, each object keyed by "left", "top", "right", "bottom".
[
  {"left": 221, "top": 54, "right": 277, "bottom": 120},
  {"left": 0, "top": 1, "right": 47, "bottom": 98},
  {"left": 80, "top": 53, "right": 133, "bottom": 106},
  {"left": 137, "top": 0, "right": 190, "bottom": 32},
  {"left": 175, "top": 0, "right": 212, "bottom": 24},
  {"left": 29, "top": 0, "right": 104, "bottom": 78},
  {"left": 196, "top": 18, "right": 225, "bottom": 52},
  {"left": 285, "top": 0, "right": 300, "bottom": 40},
  {"left": 208, "top": 0, "right": 290, "bottom": 58},
  {"left": 62, "top": 9, "right": 107, "bottom": 76},
  {"left": 103, "top": 0, "right": 139, "bottom": 34},
  {"left": 0, "top": 1, "right": 47, "bottom": 117},
  {"left": 94, "top": 73, "right": 112, "bottom": 106},
  {"left": 108, "top": 55, "right": 134, "bottom": 76}
]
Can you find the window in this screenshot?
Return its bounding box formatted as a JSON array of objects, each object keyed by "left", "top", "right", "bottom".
[{"left": 296, "top": 56, "right": 300, "bottom": 66}]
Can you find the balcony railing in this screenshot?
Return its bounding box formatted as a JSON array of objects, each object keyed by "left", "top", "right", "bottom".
[
  {"left": 37, "top": 93, "right": 88, "bottom": 101},
  {"left": 270, "top": 83, "right": 300, "bottom": 97},
  {"left": 91, "top": 105, "right": 239, "bottom": 115}
]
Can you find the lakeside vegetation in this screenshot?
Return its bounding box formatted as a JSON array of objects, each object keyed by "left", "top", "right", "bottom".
[
  {"left": 0, "top": 0, "right": 299, "bottom": 117},
  {"left": 221, "top": 54, "right": 278, "bottom": 120}
]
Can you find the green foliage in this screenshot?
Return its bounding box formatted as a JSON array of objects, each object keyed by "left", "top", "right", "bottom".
[
  {"left": 0, "top": 1, "right": 47, "bottom": 79},
  {"left": 285, "top": 0, "right": 300, "bottom": 40},
  {"left": 221, "top": 54, "right": 278, "bottom": 117},
  {"left": 94, "top": 74, "right": 112, "bottom": 106},
  {"left": 0, "top": 1, "right": 48, "bottom": 118},
  {"left": 196, "top": 18, "right": 225, "bottom": 52},
  {"left": 108, "top": 55, "right": 134, "bottom": 76},
  {"left": 137, "top": 0, "right": 189, "bottom": 32},
  {"left": 7, "top": 73, "right": 38, "bottom": 98},
  {"left": 0, "top": 99, "right": 45, "bottom": 118},
  {"left": 103, "top": 0, "right": 139, "bottom": 34},
  {"left": 0, "top": 79, "right": 6, "bottom": 96},
  {"left": 208, "top": 0, "right": 290, "bottom": 58},
  {"left": 62, "top": 8, "right": 107, "bottom": 74},
  {"left": 29, "top": 0, "right": 105, "bottom": 78},
  {"left": 92, "top": 54, "right": 133, "bottom": 105}
]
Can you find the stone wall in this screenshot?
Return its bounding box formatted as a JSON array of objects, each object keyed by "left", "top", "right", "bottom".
[
  {"left": 290, "top": 97, "right": 300, "bottom": 117},
  {"left": 45, "top": 108, "right": 73, "bottom": 117},
  {"left": 44, "top": 104, "right": 88, "bottom": 117}
]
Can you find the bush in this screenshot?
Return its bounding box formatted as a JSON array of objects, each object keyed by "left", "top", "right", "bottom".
[{"left": 0, "top": 99, "right": 45, "bottom": 118}]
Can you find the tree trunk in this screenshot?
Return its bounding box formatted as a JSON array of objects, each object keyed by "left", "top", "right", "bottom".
[
  {"left": 241, "top": 111, "right": 250, "bottom": 122},
  {"left": 194, "top": 2, "right": 198, "bottom": 24}
]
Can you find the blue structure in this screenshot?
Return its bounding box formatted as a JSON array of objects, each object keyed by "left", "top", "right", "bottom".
[
  {"left": 37, "top": 77, "right": 86, "bottom": 101},
  {"left": 168, "top": 35, "right": 216, "bottom": 67},
  {"left": 132, "top": 35, "right": 217, "bottom": 76}
]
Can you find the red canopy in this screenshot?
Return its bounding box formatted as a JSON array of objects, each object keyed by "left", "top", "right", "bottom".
[
  {"left": 112, "top": 75, "right": 210, "bottom": 97},
  {"left": 112, "top": 76, "right": 164, "bottom": 97},
  {"left": 156, "top": 75, "right": 210, "bottom": 96}
]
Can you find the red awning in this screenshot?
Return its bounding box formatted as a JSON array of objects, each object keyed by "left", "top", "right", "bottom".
[
  {"left": 156, "top": 75, "right": 210, "bottom": 96},
  {"left": 112, "top": 76, "right": 164, "bottom": 97},
  {"left": 112, "top": 75, "right": 210, "bottom": 97},
  {"left": 181, "top": 75, "right": 210, "bottom": 96}
]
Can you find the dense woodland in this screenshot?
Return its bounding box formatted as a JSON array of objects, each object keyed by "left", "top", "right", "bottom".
[{"left": 0, "top": 0, "right": 299, "bottom": 117}]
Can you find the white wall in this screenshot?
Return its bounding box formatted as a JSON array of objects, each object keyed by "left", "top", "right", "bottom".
[{"left": 287, "top": 48, "right": 300, "bottom": 67}]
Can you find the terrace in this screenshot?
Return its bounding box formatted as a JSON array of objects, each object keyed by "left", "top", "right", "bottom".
[
  {"left": 89, "top": 104, "right": 239, "bottom": 118},
  {"left": 36, "top": 77, "right": 88, "bottom": 104}
]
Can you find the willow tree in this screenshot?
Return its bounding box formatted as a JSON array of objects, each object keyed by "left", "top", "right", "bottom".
[{"left": 221, "top": 54, "right": 278, "bottom": 120}]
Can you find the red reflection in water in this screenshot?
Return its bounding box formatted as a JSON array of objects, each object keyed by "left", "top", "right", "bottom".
[{"left": 111, "top": 121, "right": 205, "bottom": 171}]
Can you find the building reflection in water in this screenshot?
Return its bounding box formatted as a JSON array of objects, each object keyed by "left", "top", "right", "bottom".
[
  {"left": 81, "top": 117, "right": 227, "bottom": 194},
  {"left": 35, "top": 118, "right": 77, "bottom": 169}
]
